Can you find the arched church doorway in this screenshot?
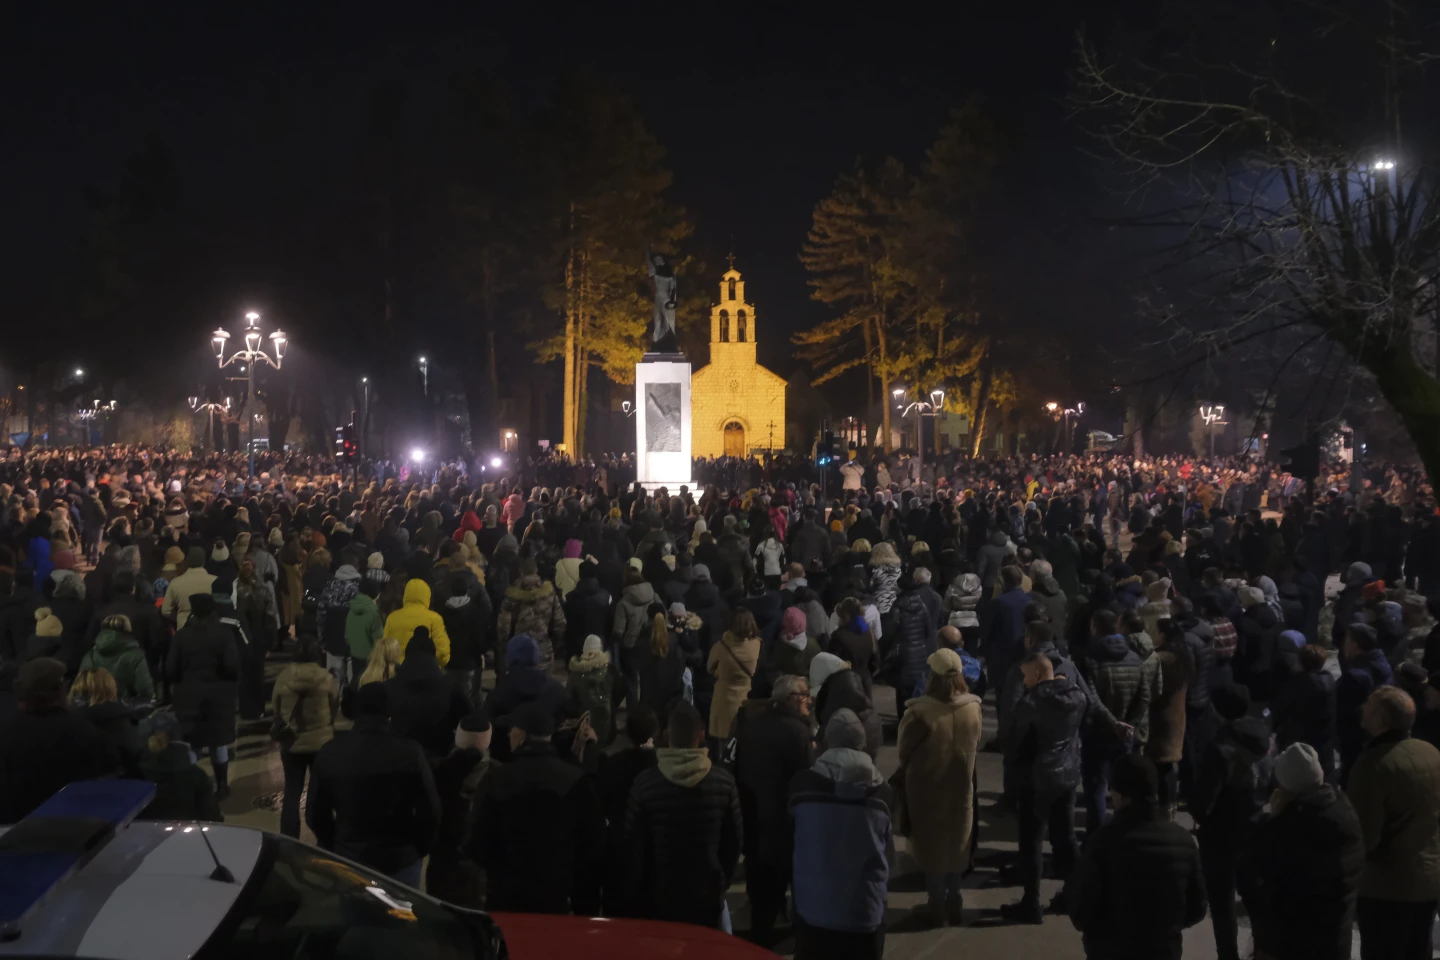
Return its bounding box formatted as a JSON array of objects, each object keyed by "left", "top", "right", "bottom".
[{"left": 723, "top": 421, "right": 745, "bottom": 457}]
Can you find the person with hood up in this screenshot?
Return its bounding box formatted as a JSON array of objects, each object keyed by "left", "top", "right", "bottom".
[
  {"left": 452, "top": 508, "right": 483, "bottom": 546},
  {"left": 364, "top": 551, "right": 391, "bottom": 589},
  {"left": 623, "top": 700, "right": 743, "bottom": 930},
  {"left": 1338, "top": 621, "right": 1393, "bottom": 784},
  {"left": 383, "top": 577, "right": 451, "bottom": 667},
  {"left": 317, "top": 563, "right": 363, "bottom": 687},
  {"left": 496, "top": 557, "right": 566, "bottom": 677},
  {"left": 788, "top": 707, "right": 892, "bottom": 960},
  {"left": 1001, "top": 649, "right": 1088, "bottom": 924},
  {"left": 1139, "top": 576, "right": 1173, "bottom": 641},
  {"left": 563, "top": 559, "right": 613, "bottom": 657},
  {"left": 1240, "top": 741, "right": 1364, "bottom": 960},
  {"left": 307, "top": 683, "right": 440, "bottom": 888},
  {"left": 895, "top": 648, "right": 982, "bottom": 927},
  {"left": 24, "top": 606, "right": 66, "bottom": 664},
  {"left": 1028, "top": 559, "right": 1068, "bottom": 632},
  {"left": 384, "top": 628, "right": 472, "bottom": 760},
  {"left": 1065, "top": 754, "right": 1208, "bottom": 960},
  {"left": 1236, "top": 584, "right": 1281, "bottom": 694},
  {"left": 488, "top": 634, "right": 568, "bottom": 761},
  {"left": 771, "top": 606, "right": 820, "bottom": 680},
  {"left": 976, "top": 528, "right": 1013, "bottom": 595},
  {"left": 1334, "top": 561, "right": 1374, "bottom": 639},
  {"left": 437, "top": 573, "right": 491, "bottom": 706},
  {"left": 270, "top": 637, "right": 340, "bottom": 837},
  {"left": 568, "top": 634, "right": 615, "bottom": 748},
  {"left": 344, "top": 577, "right": 384, "bottom": 675},
  {"left": 1191, "top": 683, "right": 1272, "bottom": 960},
  {"left": 78, "top": 614, "right": 154, "bottom": 702},
  {"left": 554, "top": 538, "right": 585, "bottom": 599}
]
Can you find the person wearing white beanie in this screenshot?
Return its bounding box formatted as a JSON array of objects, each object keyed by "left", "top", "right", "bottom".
[{"left": 1241, "top": 741, "right": 1364, "bottom": 960}]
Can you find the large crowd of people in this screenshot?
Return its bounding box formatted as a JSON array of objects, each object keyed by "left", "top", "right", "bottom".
[{"left": 1, "top": 441, "right": 1439, "bottom": 959}]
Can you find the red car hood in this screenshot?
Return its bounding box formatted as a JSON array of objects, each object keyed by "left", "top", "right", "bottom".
[{"left": 492, "top": 913, "right": 773, "bottom": 960}]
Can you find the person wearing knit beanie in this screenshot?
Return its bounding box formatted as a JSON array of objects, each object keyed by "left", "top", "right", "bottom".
[
  {"left": 268, "top": 526, "right": 285, "bottom": 547},
  {"left": 1273, "top": 742, "right": 1324, "bottom": 794},
  {"left": 33, "top": 607, "right": 63, "bottom": 639},
  {"left": 368, "top": 551, "right": 385, "bottom": 570}
]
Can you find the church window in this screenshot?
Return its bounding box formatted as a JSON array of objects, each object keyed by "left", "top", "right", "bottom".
[
  {"left": 719, "top": 309, "right": 729, "bottom": 342},
  {"left": 728, "top": 277, "right": 737, "bottom": 301},
  {"left": 737, "top": 310, "right": 747, "bottom": 342}
]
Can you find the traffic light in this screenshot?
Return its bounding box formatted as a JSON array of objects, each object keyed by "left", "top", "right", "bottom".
[
  {"left": 334, "top": 423, "right": 357, "bottom": 463},
  {"left": 1279, "top": 433, "right": 1321, "bottom": 481},
  {"left": 818, "top": 429, "right": 835, "bottom": 465}
]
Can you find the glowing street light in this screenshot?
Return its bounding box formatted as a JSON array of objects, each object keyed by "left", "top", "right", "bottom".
[
  {"left": 1374, "top": 159, "right": 1396, "bottom": 171},
  {"left": 410, "top": 447, "right": 426, "bottom": 463},
  {"left": 895, "top": 385, "right": 946, "bottom": 473},
  {"left": 1199, "top": 403, "right": 1228, "bottom": 458},
  {"left": 212, "top": 309, "right": 288, "bottom": 477}
]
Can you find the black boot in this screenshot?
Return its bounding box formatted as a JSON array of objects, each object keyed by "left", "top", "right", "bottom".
[{"left": 214, "top": 761, "right": 232, "bottom": 802}]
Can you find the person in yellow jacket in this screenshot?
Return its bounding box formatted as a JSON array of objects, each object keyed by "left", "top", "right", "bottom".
[{"left": 383, "top": 579, "right": 451, "bottom": 666}]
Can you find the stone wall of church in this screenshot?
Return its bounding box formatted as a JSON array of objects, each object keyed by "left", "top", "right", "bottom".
[{"left": 691, "top": 342, "right": 788, "bottom": 457}]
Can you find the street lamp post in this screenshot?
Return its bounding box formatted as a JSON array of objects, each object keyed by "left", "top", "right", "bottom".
[
  {"left": 894, "top": 386, "right": 946, "bottom": 476},
  {"left": 188, "top": 396, "right": 230, "bottom": 453},
  {"left": 213, "top": 311, "right": 287, "bottom": 478},
  {"left": 1044, "top": 401, "right": 1085, "bottom": 454},
  {"left": 359, "top": 377, "right": 371, "bottom": 459},
  {"left": 1199, "top": 404, "right": 1227, "bottom": 459}
]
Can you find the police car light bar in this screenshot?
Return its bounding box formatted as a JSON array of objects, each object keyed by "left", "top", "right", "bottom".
[{"left": 0, "top": 779, "right": 156, "bottom": 940}]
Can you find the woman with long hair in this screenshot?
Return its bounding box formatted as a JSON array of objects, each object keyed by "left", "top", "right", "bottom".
[
  {"left": 639, "top": 611, "right": 687, "bottom": 715},
  {"left": 72, "top": 667, "right": 145, "bottom": 775},
  {"left": 707, "top": 608, "right": 762, "bottom": 740},
  {"left": 359, "top": 636, "right": 404, "bottom": 687}
]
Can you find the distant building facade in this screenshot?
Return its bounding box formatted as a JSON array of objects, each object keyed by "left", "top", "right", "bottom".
[{"left": 691, "top": 263, "right": 787, "bottom": 457}]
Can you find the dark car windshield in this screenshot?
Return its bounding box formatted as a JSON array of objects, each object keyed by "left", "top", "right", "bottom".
[{"left": 196, "top": 834, "right": 502, "bottom": 960}]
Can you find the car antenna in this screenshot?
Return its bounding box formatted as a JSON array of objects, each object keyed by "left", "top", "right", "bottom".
[{"left": 195, "top": 825, "right": 234, "bottom": 883}]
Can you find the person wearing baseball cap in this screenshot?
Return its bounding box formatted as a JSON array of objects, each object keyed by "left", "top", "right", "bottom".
[{"left": 465, "top": 700, "right": 603, "bottom": 914}]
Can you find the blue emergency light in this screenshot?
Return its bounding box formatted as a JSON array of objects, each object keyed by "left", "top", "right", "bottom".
[{"left": 0, "top": 780, "right": 156, "bottom": 940}]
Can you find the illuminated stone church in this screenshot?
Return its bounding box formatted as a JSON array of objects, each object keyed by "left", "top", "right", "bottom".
[{"left": 691, "top": 261, "right": 788, "bottom": 457}]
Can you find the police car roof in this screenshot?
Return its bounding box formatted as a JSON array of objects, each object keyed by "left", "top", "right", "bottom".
[{"left": 0, "top": 820, "right": 261, "bottom": 960}]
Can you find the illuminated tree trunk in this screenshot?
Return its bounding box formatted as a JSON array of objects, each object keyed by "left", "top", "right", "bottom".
[
  {"left": 562, "top": 205, "right": 577, "bottom": 456},
  {"left": 876, "top": 312, "right": 893, "bottom": 453}
]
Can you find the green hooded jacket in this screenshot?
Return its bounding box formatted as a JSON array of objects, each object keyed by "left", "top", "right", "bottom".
[
  {"left": 79, "top": 628, "right": 154, "bottom": 701},
  {"left": 345, "top": 592, "right": 384, "bottom": 661}
]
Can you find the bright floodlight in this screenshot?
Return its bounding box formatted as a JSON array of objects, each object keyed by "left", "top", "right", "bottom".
[
  {"left": 490, "top": 456, "right": 503, "bottom": 468},
  {"left": 1045, "top": 401, "right": 1059, "bottom": 412},
  {"left": 74, "top": 368, "right": 84, "bottom": 377},
  {"left": 418, "top": 356, "right": 427, "bottom": 364},
  {"left": 411, "top": 447, "right": 425, "bottom": 462},
  {"left": 1375, "top": 159, "right": 1396, "bottom": 170},
  {"left": 245, "top": 311, "right": 260, "bottom": 322},
  {"left": 891, "top": 387, "right": 904, "bottom": 397}
]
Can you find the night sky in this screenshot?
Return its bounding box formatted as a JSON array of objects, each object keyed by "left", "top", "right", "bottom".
[{"left": 8, "top": 2, "right": 1140, "bottom": 384}]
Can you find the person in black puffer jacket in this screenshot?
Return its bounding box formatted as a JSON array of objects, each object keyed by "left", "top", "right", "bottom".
[
  {"left": 622, "top": 701, "right": 743, "bottom": 929},
  {"left": 1191, "top": 684, "right": 1272, "bottom": 960},
  {"left": 1067, "top": 754, "right": 1208, "bottom": 960},
  {"left": 435, "top": 575, "right": 491, "bottom": 705},
  {"left": 1080, "top": 610, "right": 1151, "bottom": 835},
  {"left": 562, "top": 561, "right": 612, "bottom": 659},
  {"left": 893, "top": 576, "right": 937, "bottom": 723},
  {"left": 814, "top": 668, "right": 882, "bottom": 759},
  {"left": 488, "top": 634, "right": 568, "bottom": 762},
  {"left": 383, "top": 629, "right": 471, "bottom": 760},
  {"left": 1271, "top": 642, "right": 1338, "bottom": 780}
]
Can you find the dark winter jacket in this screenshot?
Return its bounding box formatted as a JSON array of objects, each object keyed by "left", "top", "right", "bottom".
[
  {"left": 827, "top": 625, "right": 878, "bottom": 699},
  {"left": 487, "top": 666, "right": 568, "bottom": 761},
  {"left": 1337, "top": 648, "right": 1393, "bottom": 761},
  {"left": 788, "top": 763, "right": 892, "bottom": 934},
  {"left": 1008, "top": 676, "right": 1088, "bottom": 800},
  {"left": 1177, "top": 616, "right": 1215, "bottom": 709},
  {"left": 567, "top": 650, "right": 616, "bottom": 747},
  {"left": 0, "top": 705, "right": 121, "bottom": 822},
  {"left": 892, "top": 591, "right": 936, "bottom": 696},
  {"left": 1240, "top": 784, "right": 1364, "bottom": 960},
  {"left": 138, "top": 741, "right": 222, "bottom": 822},
  {"left": 815, "top": 669, "right": 883, "bottom": 758},
  {"left": 1083, "top": 633, "right": 1151, "bottom": 743},
  {"left": 734, "top": 701, "right": 814, "bottom": 866},
  {"left": 307, "top": 715, "right": 441, "bottom": 875},
  {"left": 984, "top": 588, "right": 1030, "bottom": 677},
  {"left": 384, "top": 650, "right": 474, "bottom": 759},
  {"left": 1237, "top": 604, "right": 1282, "bottom": 683},
  {"left": 562, "top": 577, "right": 612, "bottom": 656},
  {"left": 1346, "top": 730, "right": 1440, "bottom": 902},
  {"left": 737, "top": 590, "right": 784, "bottom": 647},
  {"left": 83, "top": 595, "right": 162, "bottom": 663},
  {"left": 1273, "top": 669, "right": 1337, "bottom": 756},
  {"left": 165, "top": 614, "right": 241, "bottom": 748},
  {"left": 623, "top": 749, "right": 743, "bottom": 927},
  {"left": 79, "top": 700, "right": 146, "bottom": 776},
  {"left": 468, "top": 739, "right": 605, "bottom": 913},
  {"left": 1192, "top": 716, "right": 1272, "bottom": 843},
  {"left": 79, "top": 628, "right": 154, "bottom": 702},
  {"left": 438, "top": 592, "right": 490, "bottom": 672},
  {"left": 1067, "top": 800, "right": 1208, "bottom": 960}
]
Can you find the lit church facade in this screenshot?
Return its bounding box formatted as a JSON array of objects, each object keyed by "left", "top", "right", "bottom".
[{"left": 690, "top": 263, "right": 788, "bottom": 458}]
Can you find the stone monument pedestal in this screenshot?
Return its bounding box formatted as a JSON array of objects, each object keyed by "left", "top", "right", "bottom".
[{"left": 635, "top": 353, "right": 693, "bottom": 493}]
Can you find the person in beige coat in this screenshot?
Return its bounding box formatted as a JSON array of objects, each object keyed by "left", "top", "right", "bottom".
[
  {"left": 706, "top": 609, "right": 762, "bottom": 740},
  {"left": 1145, "top": 619, "right": 1193, "bottom": 813},
  {"left": 896, "top": 647, "right": 983, "bottom": 927},
  {"left": 271, "top": 638, "right": 340, "bottom": 838},
  {"left": 161, "top": 546, "right": 218, "bottom": 629}
]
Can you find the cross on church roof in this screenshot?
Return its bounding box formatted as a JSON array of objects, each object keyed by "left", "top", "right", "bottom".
[{"left": 727, "top": 250, "right": 735, "bottom": 271}]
